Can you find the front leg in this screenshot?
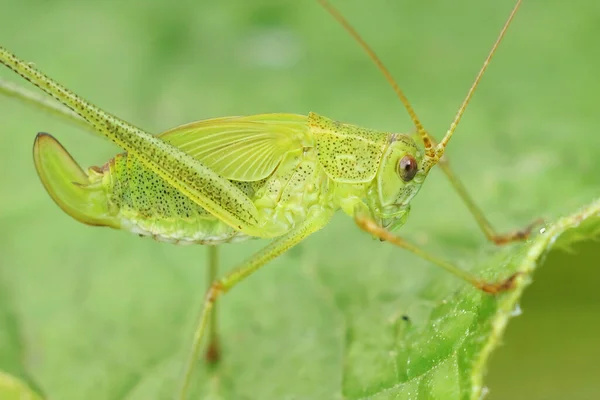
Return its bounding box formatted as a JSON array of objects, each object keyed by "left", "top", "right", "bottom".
[
  {"left": 411, "top": 132, "right": 542, "bottom": 245},
  {"left": 436, "top": 157, "right": 543, "bottom": 245},
  {"left": 353, "top": 206, "right": 519, "bottom": 294}
]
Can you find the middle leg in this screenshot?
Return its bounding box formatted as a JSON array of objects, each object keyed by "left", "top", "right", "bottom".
[{"left": 205, "top": 245, "right": 220, "bottom": 363}]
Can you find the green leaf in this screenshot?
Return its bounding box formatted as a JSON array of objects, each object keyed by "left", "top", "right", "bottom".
[{"left": 0, "top": 1, "right": 599, "bottom": 399}]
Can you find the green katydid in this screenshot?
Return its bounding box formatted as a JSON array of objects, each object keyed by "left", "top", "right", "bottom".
[{"left": 0, "top": 0, "right": 539, "bottom": 398}]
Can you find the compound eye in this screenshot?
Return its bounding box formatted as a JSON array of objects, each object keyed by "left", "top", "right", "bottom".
[{"left": 397, "top": 154, "right": 418, "bottom": 182}]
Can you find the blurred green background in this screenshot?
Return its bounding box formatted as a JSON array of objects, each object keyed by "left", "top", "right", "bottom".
[{"left": 0, "top": 0, "right": 599, "bottom": 399}]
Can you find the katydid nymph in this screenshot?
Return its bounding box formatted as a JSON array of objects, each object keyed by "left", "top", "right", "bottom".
[{"left": 0, "top": 0, "right": 538, "bottom": 398}]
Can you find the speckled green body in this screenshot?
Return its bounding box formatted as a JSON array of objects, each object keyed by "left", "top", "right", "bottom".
[{"left": 96, "top": 113, "right": 420, "bottom": 245}]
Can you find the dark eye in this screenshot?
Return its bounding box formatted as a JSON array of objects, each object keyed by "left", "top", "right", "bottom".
[{"left": 397, "top": 155, "right": 418, "bottom": 182}]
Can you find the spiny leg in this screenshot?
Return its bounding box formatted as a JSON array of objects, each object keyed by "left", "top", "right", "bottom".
[
  {"left": 178, "top": 209, "right": 332, "bottom": 400},
  {"left": 436, "top": 155, "right": 543, "bottom": 245},
  {"left": 205, "top": 245, "right": 220, "bottom": 363},
  {"left": 354, "top": 212, "right": 518, "bottom": 294}
]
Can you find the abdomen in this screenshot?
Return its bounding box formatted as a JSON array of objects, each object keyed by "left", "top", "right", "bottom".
[{"left": 104, "top": 153, "right": 253, "bottom": 244}]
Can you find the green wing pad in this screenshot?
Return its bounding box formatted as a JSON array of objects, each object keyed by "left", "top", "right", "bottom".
[
  {"left": 309, "top": 112, "right": 389, "bottom": 183},
  {"left": 159, "top": 114, "right": 310, "bottom": 182}
]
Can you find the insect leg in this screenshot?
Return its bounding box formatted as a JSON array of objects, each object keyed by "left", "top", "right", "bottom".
[
  {"left": 354, "top": 213, "right": 519, "bottom": 294},
  {"left": 205, "top": 245, "right": 220, "bottom": 363},
  {"left": 437, "top": 156, "right": 543, "bottom": 245},
  {"left": 0, "top": 47, "right": 262, "bottom": 236},
  {"left": 178, "top": 208, "right": 333, "bottom": 400}
]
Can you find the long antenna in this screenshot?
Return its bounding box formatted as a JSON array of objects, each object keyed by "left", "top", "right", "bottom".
[
  {"left": 436, "top": 0, "right": 522, "bottom": 158},
  {"left": 317, "top": 0, "right": 436, "bottom": 157}
]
